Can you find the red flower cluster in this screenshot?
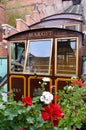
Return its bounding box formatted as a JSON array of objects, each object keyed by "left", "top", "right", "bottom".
[
  {"left": 22, "top": 96, "right": 32, "bottom": 106},
  {"left": 19, "top": 128, "right": 24, "bottom": 130},
  {"left": 72, "top": 79, "right": 85, "bottom": 87},
  {"left": 53, "top": 95, "right": 60, "bottom": 101},
  {"left": 41, "top": 103, "right": 64, "bottom": 126}
]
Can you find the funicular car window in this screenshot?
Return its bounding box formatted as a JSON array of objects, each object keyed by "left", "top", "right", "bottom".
[
  {"left": 25, "top": 40, "right": 52, "bottom": 74},
  {"left": 10, "top": 41, "right": 26, "bottom": 72},
  {"left": 64, "top": 24, "right": 79, "bottom": 31},
  {"left": 55, "top": 38, "right": 77, "bottom": 76}
]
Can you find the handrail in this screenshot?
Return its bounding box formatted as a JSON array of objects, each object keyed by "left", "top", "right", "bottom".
[{"left": 0, "top": 74, "right": 7, "bottom": 87}]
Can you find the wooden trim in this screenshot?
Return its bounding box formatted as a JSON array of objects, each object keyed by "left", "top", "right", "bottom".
[
  {"left": 28, "top": 76, "right": 52, "bottom": 96},
  {"left": 55, "top": 78, "right": 71, "bottom": 93},
  {"left": 9, "top": 75, "right": 26, "bottom": 97}
]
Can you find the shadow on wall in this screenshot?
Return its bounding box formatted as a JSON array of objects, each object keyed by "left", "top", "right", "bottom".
[
  {"left": 62, "top": 0, "right": 81, "bottom": 5},
  {"left": 72, "top": 0, "right": 81, "bottom": 5}
]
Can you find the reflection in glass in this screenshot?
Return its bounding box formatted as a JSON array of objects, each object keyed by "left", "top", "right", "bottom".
[
  {"left": 11, "top": 42, "right": 25, "bottom": 72},
  {"left": 56, "top": 38, "right": 76, "bottom": 76},
  {"left": 25, "top": 40, "right": 52, "bottom": 74},
  {"left": 82, "top": 56, "right": 86, "bottom": 74}
]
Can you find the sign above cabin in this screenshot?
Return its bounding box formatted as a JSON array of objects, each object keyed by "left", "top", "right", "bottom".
[{"left": 7, "top": 28, "right": 82, "bottom": 41}]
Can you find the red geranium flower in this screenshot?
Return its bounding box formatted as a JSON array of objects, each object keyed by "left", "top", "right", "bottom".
[
  {"left": 19, "top": 128, "right": 24, "bottom": 130},
  {"left": 41, "top": 103, "right": 64, "bottom": 126},
  {"left": 22, "top": 96, "right": 32, "bottom": 106},
  {"left": 72, "top": 80, "right": 85, "bottom": 87},
  {"left": 53, "top": 95, "right": 60, "bottom": 101}
]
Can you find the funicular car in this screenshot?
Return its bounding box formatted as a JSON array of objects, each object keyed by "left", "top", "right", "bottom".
[{"left": 6, "top": 13, "right": 86, "bottom": 101}]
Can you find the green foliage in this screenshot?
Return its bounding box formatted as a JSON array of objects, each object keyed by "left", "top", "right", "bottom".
[
  {"left": 57, "top": 83, "right": 86, "bottom": 130},
  {"left": 0, "top": 90, "right": 57, "bottom": 130},
  {"left": 5, "top": 1, "right": 33, "bottom": 27},
  {"left": 0, "top": 0, "right": 7, "bottom": 4}
]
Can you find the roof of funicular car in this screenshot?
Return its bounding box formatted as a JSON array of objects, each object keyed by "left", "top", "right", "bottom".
[
  {"left": 28, "top": 14, "right": 82, "bottom": 30},
  {"left": 41, "top": 13, "right": 83, "bottom": 21}
]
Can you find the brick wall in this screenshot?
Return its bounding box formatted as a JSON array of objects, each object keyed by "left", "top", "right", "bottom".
[
  {"left": 0, "top": 4, "right": 6, "bottom": 25},
  {"left": 0, "top": 45, "right": 7, "bottom": 58},
  {"left": 0, "top": 4, "right": 6, "bottom": 42}
]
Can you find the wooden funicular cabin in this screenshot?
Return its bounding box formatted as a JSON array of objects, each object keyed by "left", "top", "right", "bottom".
[{"left": 6, "top": 10, "right": 86, "bottom": 100}]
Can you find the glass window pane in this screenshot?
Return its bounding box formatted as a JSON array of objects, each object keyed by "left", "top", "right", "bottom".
[
  {"left": 56, "top": 38, "right": 76, "bottom": 76},
  {"left": 82, "top": 56, "right": 86, "bottom": 74},
  {"left": 11, "top": 42, "right": 25, "bottom": 72},
  {"left": 65, "top": 25, "right": 78, "bottom": 31},
  {"left": 25, "top": 40, "right": 52, "bottom": 74}
]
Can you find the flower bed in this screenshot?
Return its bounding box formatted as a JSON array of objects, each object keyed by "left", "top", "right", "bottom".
[{"left": 0, "top": 76, "right": 86, "bottom": 130}]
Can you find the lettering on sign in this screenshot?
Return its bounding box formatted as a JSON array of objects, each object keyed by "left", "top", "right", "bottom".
[
  {"left": 13, "top": 88, "right": 21, "bottom": 93},
  {"left": 28, "top": 31, "right": 53, "bottom": 38}
]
